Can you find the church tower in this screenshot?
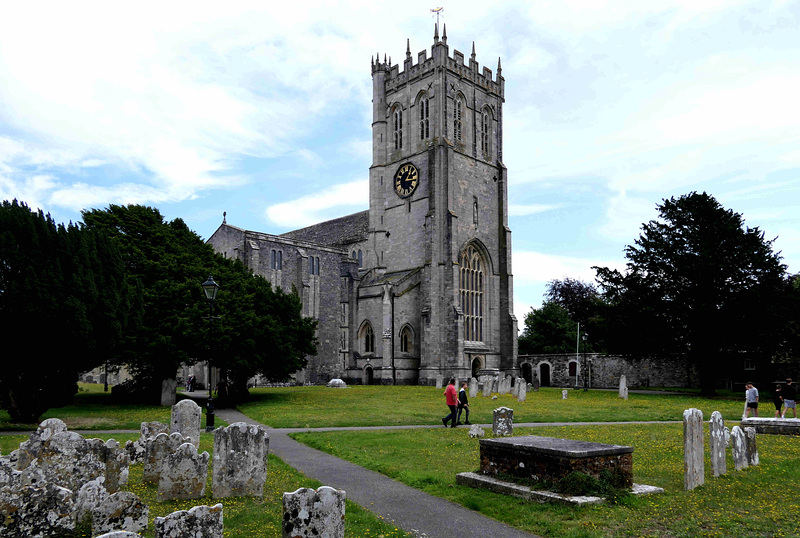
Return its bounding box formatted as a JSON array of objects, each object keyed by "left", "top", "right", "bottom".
[{"left": 365, "top": 24, "right": 518, "bottom": 383}]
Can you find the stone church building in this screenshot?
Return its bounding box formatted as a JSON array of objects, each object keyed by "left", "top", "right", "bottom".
[{"left": 208, "top": 25, "right": 518, "bottom": 385}]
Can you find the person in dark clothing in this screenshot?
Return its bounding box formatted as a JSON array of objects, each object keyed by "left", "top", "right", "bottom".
[
  {"left": 456, "top": 381, "right": 471, "bottom": 425},
  {"left": 773, "top": 384, "right": 784, "bottom": 418},
  {"left": 782, "top": 378, "right": 797, "bottom": 418}
]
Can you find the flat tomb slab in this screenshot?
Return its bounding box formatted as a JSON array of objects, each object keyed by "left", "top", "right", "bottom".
[
  {"left": 479, "top": 435, "right": 634, "bottom": 488},
  {"left": 741, "top": 417, "right": 800, "bottom": 436}
]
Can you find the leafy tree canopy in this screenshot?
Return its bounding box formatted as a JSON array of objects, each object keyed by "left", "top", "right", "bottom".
[
  {"left": 594, "top": 192, "right": 788, "bottom": 395},
  {"left": 0, "top": 200, "right": 135, "bottom": 422},
  {"left": 519, "top": 302, "right": 580, "bottom": 354}
]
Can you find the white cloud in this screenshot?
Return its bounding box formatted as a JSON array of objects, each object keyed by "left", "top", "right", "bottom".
[
  {"left": 513, "top": 250, "right": 625, "bottom": 286},
  {"left": 265, "top": 180, "right": 368, "bottom": 228},
  {"left": 508, "top": 204, "right": 560, "bottom": 217}
]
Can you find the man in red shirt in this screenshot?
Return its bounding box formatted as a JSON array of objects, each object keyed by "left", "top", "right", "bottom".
[{"left": 442, "top": 378, "right": 458, "bottom": 428}]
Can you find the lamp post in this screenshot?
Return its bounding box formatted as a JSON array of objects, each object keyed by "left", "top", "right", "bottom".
[
  {"left": 201, "top": 274, "right": 220, "bottom": 395},
  {"left": 582, "top": 332, "right": 589, "bottom": 391}
]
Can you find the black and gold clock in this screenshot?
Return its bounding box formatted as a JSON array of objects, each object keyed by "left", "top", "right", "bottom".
[{"left": 393, "top": 163, "right": 419, "bottom": 198}]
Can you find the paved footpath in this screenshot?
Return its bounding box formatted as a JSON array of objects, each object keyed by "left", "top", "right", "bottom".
[{"left": 215, "top": 408, "right": 538, "bottom": 538}]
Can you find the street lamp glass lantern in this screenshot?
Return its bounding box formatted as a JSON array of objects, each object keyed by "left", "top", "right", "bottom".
[{"left": 201, "top": 275, "right": 220, "bottom": 301}]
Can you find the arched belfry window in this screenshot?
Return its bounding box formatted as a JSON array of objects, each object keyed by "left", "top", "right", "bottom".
[
  {"left": 459, "top": 245, "right": 484, "bottom": 342},
  {"left": 393, "top": 106, "right": 403, "bottom": 150},
  {"left": 480, "top": 108, "right": 491, "bottom": 159},
  {"left": 419, "top": 96, "right": 429, "bottom": 141},
  {"left": 454, "top": 98, "right": 463, "bottom": 142},
  {"left": 359, "top": 321, "right": 375, "bottom": 354}
]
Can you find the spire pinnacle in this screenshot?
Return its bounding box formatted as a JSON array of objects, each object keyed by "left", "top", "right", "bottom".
[
  {"left": 471, "top": 41, "right": 476, "bottom": 60},
  {"left": 406, "top": 38, "right": 411, "bottom": 58},
  {"left": 434, "top": 22, "right": 439, "bottom": 42},
  {"left": 497, "top": 57, "right": 502, "bottom": 74},
  {"left": 442, "top": 23, "right": 447, "bottom": 44}
]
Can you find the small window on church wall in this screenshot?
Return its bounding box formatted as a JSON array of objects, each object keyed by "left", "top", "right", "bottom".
[
  {"left": 315, "top": 257, "right": 320, "bottom": 275},
  {"left": 277, "top": 251, "right": 282, "bottom": 270},
  {"left": 400, "top": 326, "right": 413, "bottom": 353},
  {"left": 393, "top": 107, "right": 403, "bottom": 150},
  {"left": 357, "top": 250, "right": 363, "bottom": 268},
  {"left": 360, "top": 322, "right": 375, "bottom": 354},
  {"left": 419, "top": 97, "right": 429, "bottom": 140},
  {"left": 481, "top": 109, "right": 491, "bottom": 159},
  {"left": 454, "top": 98, "right": 463, "bottom": 142},
  {"left": 459, "top": 245, "right": 484, "bottom": 342},
  {"left": 473, "top": 198, "right": 478, "bottom": 226}
]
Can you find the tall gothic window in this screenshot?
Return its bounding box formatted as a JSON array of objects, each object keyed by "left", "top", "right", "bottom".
[
  {"left": 393, "top": 107, "right": 403, "bottom": 150},
  {"left": 454, "top": 98, "right": 463, "bottom": 142},
  {"left": 460, "top": 245, "right": 484, "bottom": 341},
  {"left": 419, "top": 97, "right": 429, "bottom": 140},
  {"left": 481, "top": 109, "right": 491, "bottom": 159},
  {"left": 400, "top": 326, "right": 413, "bottom": 353},
  {"left": 360, "top": 322, "right": 375, "bottom": 354}
]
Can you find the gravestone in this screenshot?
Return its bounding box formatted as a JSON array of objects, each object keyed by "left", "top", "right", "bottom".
[
  {"left": 469, "top": 425, "right": 485, "bottom": 438},
  {"left": 493, "top": 407, "right": 514, "bottom": 437},
  {"left": 144, "top": 432, "right": 190, "bottom": 484},
  {"left": 92, "top": 491, "right": 149, "bottom": 536},
  {"left": 562, "top": 389, "right": 568, "bottom": 399},
  {"left": 16, "top": 418, "right": 68, "bottom": 469},
  {"left": 730, "top": 426, "right": 748, "bottom": 471},
  {"left": 708, "top": 411, "right": 727, "bottom": 477},
  {"left": 142, "top": 421, "right": 170, "bottom": 440},
  {"left": 0, "top": 482, "right": 75, "bottom": 537},
  {"left": 683, "top": 408, "right": 704, "bottom": 490},
  {"left": 126, "top": 421, "right": 170, "bottom": 464},
  {"left": 161, "top": 378, "right": 178, "bottom": 406},
  {"left": 282, "top": 486, "right": 345, "bottom": 538},
  {"left": 171, "top": 399, "right": 202, "bottom": 448},
  {"left": 75, "top": 476, "right": 109, "bottom": 526},
  {"left": 744, "top": 427, "right": 759, "bottom": 466},
  {"left": 212, "top": 422, "right": 270, "bottom": 498},
  {"left": 618, "top": 375, "right": 628, "bottom": 400},
  {"left": 482, "top": 377, "right": 492, "bottom": 397},
  {"left": 154, "top": 503, "right": 223, "bottom": 538},
  {"left": 518, "top": 381, "right": 527, "bottom": 402},
  {"left": 435, "top": 374, "right": 443, "bottom": 389},
  {"left": 469, "top": 377, "right": 478, "bottom": 398},
  {"left": 157, "top": 443, "right": 210, "bottom": 501},
  {"left": 533, "top": 374, "right": 540, "bottom": 392}
]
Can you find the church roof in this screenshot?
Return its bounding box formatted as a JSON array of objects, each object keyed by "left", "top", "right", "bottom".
[{"left": 281, "top": 210, "right": 369, "bottom": 248}]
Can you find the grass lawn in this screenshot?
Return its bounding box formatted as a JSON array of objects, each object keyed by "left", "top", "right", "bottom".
[
  {"left": 0, "top": 432, "right": 410, "bottom": 538},
  {"left": 292, "top": 423, "right": 800, "bottom": 537},
  {"left": 238, "top": 386, "right": 748, "bottom": 428}
]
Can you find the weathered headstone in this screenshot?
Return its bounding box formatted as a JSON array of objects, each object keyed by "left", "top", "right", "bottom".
[
  {"left": 282, "top": 486, "right": 346, "bottom": 538},
  {"left": 75, "top": 476, "right": 109, "bottom": 526},
  {"left": 469, "top": 377, "right": 478, "bottom": 399},
  {"left": 730, "top": 426, "right": 748, "bottom": 471},
  {"left": 683, "top": 407, "right": 704, "bottom": 490},
  {"left": 708, "top": 411, "right": 727, "bottom": 477},
  {"left": 212, "top": 422, "right": 270, "bottom": 498},
  {"left": 92, "top": 491, "right": 149, "bottom": 536},
  {"left": 16, "top": 418, "right": 69, "bottom": 470},
  {"left": 126, "top": 421, "right": 170, "bottom": 464},
  {"left": 517, "top": 381, "right": 527, "bottom": 402},
  {"left": 161, "top": 378, "right": 178, "bottom": 406},
  {"left": 144, "top": 432, "right": 190, "bottom": 484},
  {"left": 468, "top": 424, "right": 485, "bottom": 438},
  {"left": 157, "top": 443, "right": 210, "bottom": 501},
  {"left": 533, "top": 373, "right": 540, "bottom": 392},
  {"left": 744, "top": 427, "right": 759, "bottom": 466},
  {"left": 492, "top": 407, "right": 513, "bottom": 437},
  {"left": 618, "top": 375, "right": 628, "bottom": 400},
  {"left": 562, "top": 389, "right": 568, "bottom": 399},
  {"left": 154, "top": 503, "right": 223, "bottom": 538},
  {"left": 482, "top": 377, "right": 492, "bottom": 397},
  {"left": 142, "top": 421, "right": 170, "bottom": 440},
  {"left": 171, "top": 399, "right": 202, "bottom": 448},
  {"left": 0, "top": 482, "right": 75, "bottom": 537}
]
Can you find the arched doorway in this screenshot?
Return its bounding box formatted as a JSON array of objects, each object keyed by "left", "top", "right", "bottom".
[
  {"left": 363, "top": 366, "right": 374, "bottom": 385},
  {"left": 539, "top": 363, "right": 551, "bottom": 387},
  {"left": 521, "top": 363, "right": 533, "bottom": 384},
  {"left": 471, "top": 356, "right": 483, "bottom": 379}
]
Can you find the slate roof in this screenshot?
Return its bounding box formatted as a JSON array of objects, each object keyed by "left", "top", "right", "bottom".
[{"left": 281, "top": 210, "right": 369, "bottom": 248}]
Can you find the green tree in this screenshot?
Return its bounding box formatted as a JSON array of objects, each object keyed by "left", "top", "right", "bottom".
[
  {"left": 519, "top": 302, "right": 579, "bottom": 354},
  {"left": 544, "top": 277, "right": 607, "bottom": 352},
  {"left": 81, "top": 205, "right": 316, "bottom": 402},
  {"left": 594, "top": 192, "right": 788, "bottom": 395},
  {"left": 0, "top": 200, "right": 134, "bottom": 422}
]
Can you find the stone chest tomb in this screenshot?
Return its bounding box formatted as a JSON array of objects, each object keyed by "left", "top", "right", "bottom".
[{"left": 479, "top": 435, "right": 633, "bottom": 488}]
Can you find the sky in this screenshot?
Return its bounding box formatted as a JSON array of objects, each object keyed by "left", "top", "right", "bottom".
[{"left": 1, "top": 0, "right": 799, "bottom": 320}]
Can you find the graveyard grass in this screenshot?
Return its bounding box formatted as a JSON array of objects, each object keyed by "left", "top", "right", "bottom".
[
  {"left": 239, "top": 385, "right": 748, "bottom": 428},
  {"left": 292, "top": 423, "right": 800, "bottom": 537},
  {"left": 0, "top": 432, "right": 410, "bottom": 538}
]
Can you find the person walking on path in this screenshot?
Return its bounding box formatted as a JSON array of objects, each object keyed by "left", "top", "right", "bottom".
[
  {"left": 782, "top": 378, "right": 797, "bottom": 418},
  {"left": 745, "top": 382, "right": 759, "bottom": 418},
  {"left": 457, "top": 381, "right": 471, "bottom": 425},
  {"left": 773, "top": 384, "right": 784, "bottom": 418},
  {"left": 442, "top": 378, "right": 458, "bottom": 428}
]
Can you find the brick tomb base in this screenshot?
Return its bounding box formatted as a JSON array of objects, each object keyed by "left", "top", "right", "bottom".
[{"left": 478, "top": 435, "right": 633, "bottom": 488}]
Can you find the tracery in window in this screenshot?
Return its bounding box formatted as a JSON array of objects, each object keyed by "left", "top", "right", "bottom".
[
  {"left": 481, "top": 108, "right": 491, "bottom": 159},
  {"left": 393, "top": 107, "right": 403, "bottom": 150},
  {"left": 454, "top": 98, "right": 463, "bottom": 142},
  {"left": 400, "top": 325, "right": 413, "bottom": 353},
  {"left": 419, "top": 96, "right": 429, "bottom": 141},
  {"left": 359, "top": 322, "right": 375, "bottom": 354},
  {"left": 459, "top": 245, "right": 484, "bottom": 342},
  {"left": 271, "top": 249, "right": 282, "bottom": 270}
]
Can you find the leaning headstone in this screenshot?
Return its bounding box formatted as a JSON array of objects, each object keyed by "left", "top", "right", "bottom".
[
  {"left": 16, "top": 418, "right": 68, "bottom": 470},
  {"left": 212, "top": 422, "right": 270, "bottom": 498},
  {"left": 492, "top": 407, "right": 513, "bottom": 437},
  {"left": 21, "top": 432, "right": 114, "bottom": 493},
  {"left": 709, "top": 411, "right": 727, "bottom": 477},
  {"left": 619, "top": 375, "right": 628, "bottom": 400},
  {"left": 326, "top": 379, "right": 348, "bottom": 388},
  {"left": 0, "top": 482, "right": 75, "bottom": 537},
  {"left": 744, "top": 427, "right": 759, "bottom": 466},
  {"left": 469, "top": 378, "right": 478, "bottom": 399},
  {"left": 157, "top": 443, "right": 210, "bottom": 501},
  {"left": 730, "top": 426, "right": 748, "bottom": 471},
  {"left": 171, "top": 399, "right": 202, "bottom": 448},
  {"left": 154, "top": 504, "right": 223, "bottom": 538},
  {"left": 144, "top": 432, "right": 190, "bottom": 484},
  {"left": 282, "top": 486, "right": 345, "bottom": 538},
  {"left": 517, "top": 381, "right": 527, "bottom": 402},
  {"left": 683, "top": 408, "right": 704, "bottom": 490},
  {"left": 468, "top": 425, "right": 485, "bottom": 438},
  {"left": 482, "top": 378, "right": 492, "bottom": 397},
  {"left": 75, "top": 476, "right": 109, "bottom": 526},
  {"left": 562, "top": 389, "right": 568, "bottom": 399},
  {"left": 515, "top": 377, "right": 525, "bottom": 398},
  {"left": 92, "top": 491, "right": 149, "bottom": 536},
  {"left": 161, "top": 378, "right": 178, "bottom": 406}
]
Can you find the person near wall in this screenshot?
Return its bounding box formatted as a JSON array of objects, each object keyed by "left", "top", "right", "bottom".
[{"left": 442, "top": 378, "right": 458, "bottom": 428}]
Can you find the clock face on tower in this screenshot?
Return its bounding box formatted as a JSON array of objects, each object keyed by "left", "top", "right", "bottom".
[{"left": 393, "top": 163, "right": 419, "bottom": 198}]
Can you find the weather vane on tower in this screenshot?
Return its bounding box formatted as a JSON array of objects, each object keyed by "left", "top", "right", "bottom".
[{"left": 430, "top": 7, "right": 444, "bottom": 26}]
